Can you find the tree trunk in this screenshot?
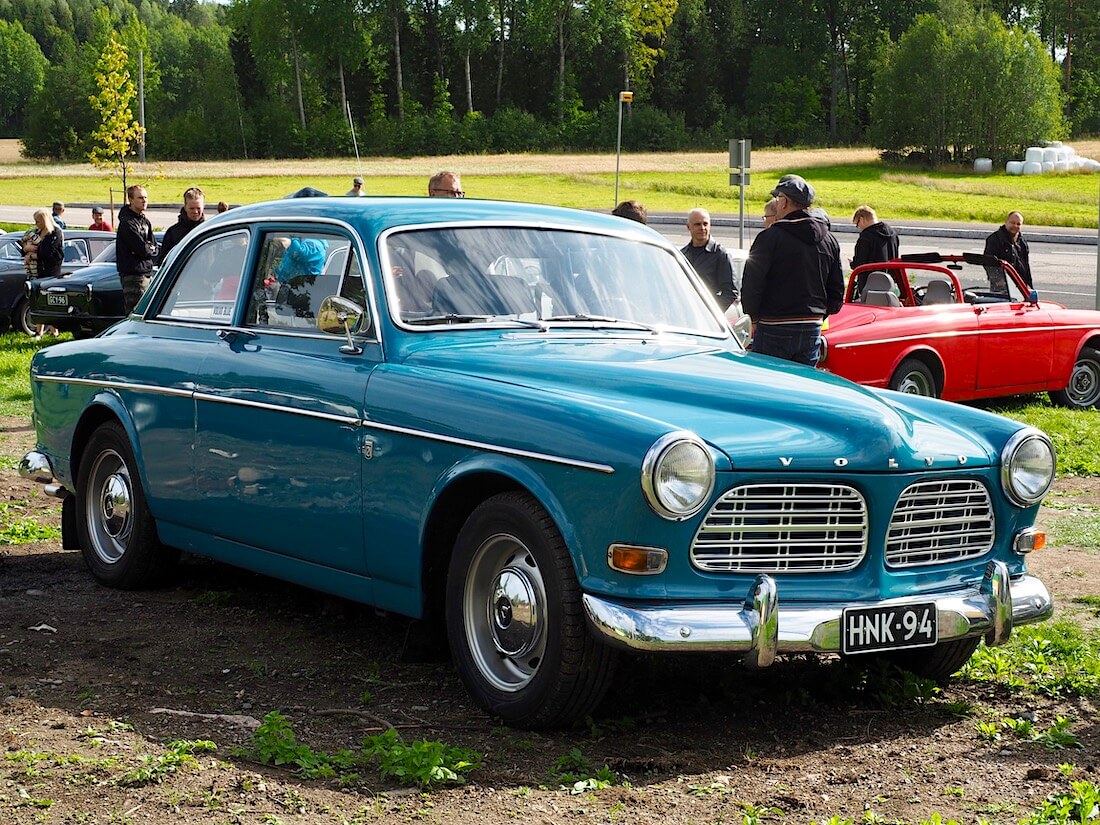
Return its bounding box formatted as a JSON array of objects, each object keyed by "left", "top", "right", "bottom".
[
  {"left": 496, "top": 0, "right": 505, "bottom": 106},
  {"left": 393, "top": 5, "right": 404, "bottom": 121},
  {"left": 338, "top": 58, "right": 348, "bottom": 117},
  {"left": 290, "top": 27, "right": 306, "bottom": 129},
  {"left": 465, "top": 50, "right": 474, "bottom": 114},
  {"left": 557, "top": 11, "right": 565, "bottom": 126}
]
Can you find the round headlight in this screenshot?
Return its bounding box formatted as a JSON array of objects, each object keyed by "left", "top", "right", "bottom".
[
  {"left": 1001, "top": 428, "right": 1055, "bottom": 507},
  {"left": 642, "top": 432, "right": 715, "bottom": 520}
]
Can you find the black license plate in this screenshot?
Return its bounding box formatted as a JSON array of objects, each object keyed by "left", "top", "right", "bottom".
[
  {"left": 46, "top": 294, "right": 68, "bottom": 306},
  {"left": 842, "top": 602, "right": 937, "bottom": 654}
]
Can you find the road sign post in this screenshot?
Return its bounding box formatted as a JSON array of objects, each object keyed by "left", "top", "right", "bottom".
[
  {"left": 729, "top": 139, "right": 751, "bottom": 248},
  {"left": 615, "top": 91, "right": 634, "bottom": 207}
]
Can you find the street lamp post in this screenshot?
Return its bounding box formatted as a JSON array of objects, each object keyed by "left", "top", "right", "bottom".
[{"left": 615, "top": 91, "right": 633, "bottom": 207}]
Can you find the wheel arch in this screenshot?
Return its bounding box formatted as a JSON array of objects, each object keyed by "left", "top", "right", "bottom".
[
  {"left": 890, "top": 346, "right": 945, "bottom": 396},
  {"left": 420, "top": 458, "right": 578, "bottom": 623},
  {"left": 70, "top": 394, "right": 146, "bottom": 496}
]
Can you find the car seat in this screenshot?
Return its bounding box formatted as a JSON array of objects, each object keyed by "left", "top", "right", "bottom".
[
  {"left": 923, "top": 279, "right": 955, "bottom": 305},
  {"left": 860, "top": 270, "right": 900, "bottom": 306}
]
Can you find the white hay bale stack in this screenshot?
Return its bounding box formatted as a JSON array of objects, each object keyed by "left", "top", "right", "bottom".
[
  {"left": 1055, "top": 160, "right": 1069, "bottom": 171},
  {"left": 974, "top": 157, "right": 993, "bottom": 173},
  {"left": 1025, "top": 147, "right": 1044, "bottom": 163},
  {"left": 1041, "top": 161, "right": 1055, "bottom": 172},
  {"left": 1022, "top": 161, "right": 1042, "bottom": 174},
  {"left": 1005, "top": 160, "right": 1024, "bottom": 175},
  {"left": 1041, "top": 147, "right": 1058, "bottom": 163}
]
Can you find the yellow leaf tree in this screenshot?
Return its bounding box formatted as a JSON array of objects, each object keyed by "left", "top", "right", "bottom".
[{"left": 87, "top": 32, "right": 144, "bottom": 191}]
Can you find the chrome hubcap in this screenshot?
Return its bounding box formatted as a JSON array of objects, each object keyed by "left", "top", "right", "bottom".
[
  {"left": 101, "top": 473, "right": 132, "bottom": 539},
  {"left": 490, "top": 568, "right": 540, "bottom": 657},
  {"left": 1068, "top": 359, "right": 1100, "bottom": 406},
  {"left": 897, "top": 371, "right": 932, "bottom": 395}
]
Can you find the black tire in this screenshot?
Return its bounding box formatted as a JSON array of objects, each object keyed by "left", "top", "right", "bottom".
[
  {"left": 874, "top": 637, "right": 981, "bottom": 683},
  {"left": 14, "top": 297, "right": 34, "bottom": 336},
  {"left": 445, "top": 492, "right": 617, "bottom": 729},
  {"left": 1050, "top": 346, "right": 1100, "bottom": 409},
  {"left": 75, "top": 422, "right": 178, "bottom": 589},
  {"left": 888, "top": 358, "right": 937, "bottom": 396}
]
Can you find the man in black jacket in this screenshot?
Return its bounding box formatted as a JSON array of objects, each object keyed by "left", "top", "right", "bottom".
[
  {"left": 681, "top": 207, "right": 740, "bottom": 312},
  {"left": 741, "top": 175, "right": 844, "bottom": 366},
  {"left": 850, "top": 205, "right": 900, "bottom": 297},
  {"left": 157, "top": 187, "right": 206, "bottom": 266},
  {"left": 116, "top": 185, "right": 158, "bottom": 314},
  {"left": 984, "top": 211, "right": 1032, "bottom": 289}
]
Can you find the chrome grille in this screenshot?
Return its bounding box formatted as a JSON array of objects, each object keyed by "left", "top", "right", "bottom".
[
  {"left": 691, "top": 483, "right": 868, "bottom": 572},
  {"left": 886, "top": 479, "right": 993, "bottom": 567}
]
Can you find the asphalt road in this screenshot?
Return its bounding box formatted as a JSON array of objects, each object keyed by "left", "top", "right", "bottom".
[{"left": 4, "top": 202, "right": 1098, "bottom": 311}]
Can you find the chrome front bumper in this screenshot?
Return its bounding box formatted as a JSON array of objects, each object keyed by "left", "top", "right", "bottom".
[
  {"left": 582, "top": 561, "right": 1052, "bottom": 667},
  {"left": 19, "top": 450, "right": 69, "bottom": 499}
]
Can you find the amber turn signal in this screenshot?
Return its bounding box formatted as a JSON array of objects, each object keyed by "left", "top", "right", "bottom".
[
  {"left": 607, "top": 544, "right": 668, "bottom": 575},
  {"left": 1013, "top": 528, "right": 1046, "bottom": 554}
]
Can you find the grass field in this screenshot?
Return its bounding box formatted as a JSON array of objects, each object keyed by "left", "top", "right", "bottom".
[{"left": 2, "top": 139, "right": 1098, "bottom": 227}]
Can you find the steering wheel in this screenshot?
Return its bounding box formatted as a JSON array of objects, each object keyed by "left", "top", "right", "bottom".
[
  {"left": 962, "top": 288, "right": 980, "bottom": 304},
  {"left": 913, "top": 285, "right": 927, "bottom": 305}
]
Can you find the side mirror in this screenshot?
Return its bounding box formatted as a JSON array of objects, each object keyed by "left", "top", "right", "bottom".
[
  {"left": 318, "top": 295, "right": 367, "bottom": 354},
  {"left": 730, "top": 313, "right": 752, "bottom": 349}
]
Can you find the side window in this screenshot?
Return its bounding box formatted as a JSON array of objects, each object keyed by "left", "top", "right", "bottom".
[
  {"left": 157, "top": 230, "right": 250, "bottom": 324},
  {"left": 245, "top": 231, "right": 354, "bottom": 331},
  {"left": 0, "top": 239, "right": 21, "bottom": 260},
  {"left": 62, "top": 239, "right": 89, "bottom": 264}
]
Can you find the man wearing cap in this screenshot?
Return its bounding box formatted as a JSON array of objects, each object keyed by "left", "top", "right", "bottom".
[
  {"left": 681, "top": 207, "right": 740, "bottom": 312},
  {"left": 346, "top": 177, "right": 366, "bottom": 197},
  {"left": 740, "top": 174, "right": 843, "bottom": 367},
  {"left": 88, "top": 206, "right": 112, "bottom": 231}
]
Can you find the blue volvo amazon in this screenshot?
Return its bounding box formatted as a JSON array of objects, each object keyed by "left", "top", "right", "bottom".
[{"left": 21, "top": 197, "right": 1055, "bottom": 728}]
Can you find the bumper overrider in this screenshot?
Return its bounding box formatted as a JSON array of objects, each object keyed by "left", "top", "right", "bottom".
[{"left": 582, "top": 561, "right": 1052, "bottom": 667}]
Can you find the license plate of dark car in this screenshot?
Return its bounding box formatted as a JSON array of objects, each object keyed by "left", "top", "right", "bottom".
[
  {"left": 841, "top": 602, "right": 937, "bottom": 654},
  {"left": 47, "top": 295, "right": 68, "bottom": 306}
]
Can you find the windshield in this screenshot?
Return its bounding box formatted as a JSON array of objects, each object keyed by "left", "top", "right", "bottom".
[
  {"left": 92, "top": 242, "right": 117, "bottom": 264},
  {"left": 384, "top": 226, "right": 727, "bottom": 335}
]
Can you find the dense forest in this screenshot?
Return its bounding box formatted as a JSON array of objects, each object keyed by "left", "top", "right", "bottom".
[{"left": 0, "top": 0, "right": 1095, "bottom": 161}]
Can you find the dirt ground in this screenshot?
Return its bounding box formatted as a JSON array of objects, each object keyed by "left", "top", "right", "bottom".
[{"left": 2, "top": 413, "right": 1099, "bottom": 825}]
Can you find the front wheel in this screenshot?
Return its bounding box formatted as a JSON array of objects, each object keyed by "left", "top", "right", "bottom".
[
  {"left": 889, "top": 358, "right": 937, "bottom": 396},
  {"left": 1050, "top": 346, "right": 1100, "bottom": 409},
  {"left": 445, "top": 492, "right": 616, "bottom": 728},
  {"left": 14, "top": 297, "right": 34, "bottom": 336},
  {"left": 76, "top": 422, "right": 178, "bottom": 589},
  {"left": 870, "top": 637, "right": 981, "bottom": 684}
]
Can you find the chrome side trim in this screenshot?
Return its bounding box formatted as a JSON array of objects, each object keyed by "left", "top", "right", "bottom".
[
  {"left": 359, "top": 419, "right": 616, "bottom": 474},
  {"left": 581, "top": 573, "right": 1052, "bottom": 655},
  {"left": 34, "top": 375, "right": 613, "bottom": 474},
  {"left": 192, "top": 391, "right": 360, "bottom": 426},
  {"left": 33, "top": 374, "right": 194, "bottom": 399}
]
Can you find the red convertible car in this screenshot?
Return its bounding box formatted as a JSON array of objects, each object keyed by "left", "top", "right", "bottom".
[{"left": 818, "top": 253, "right": 1100, "bottom": 409}]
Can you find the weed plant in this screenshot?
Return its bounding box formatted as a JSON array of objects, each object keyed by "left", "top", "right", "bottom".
[{"left": 962, "top": 620, "right": 1100, "bottom": 697}]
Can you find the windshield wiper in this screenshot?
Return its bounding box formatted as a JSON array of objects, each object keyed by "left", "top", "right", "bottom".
[
  {"left": 539, "top": 314, "right": 658, "bottom": 332},
  {"left": 405, "top": 314, "right": 545, "bottom": 328}
]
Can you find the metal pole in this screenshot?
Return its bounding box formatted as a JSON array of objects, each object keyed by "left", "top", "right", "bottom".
[
  {"left": 739, "top": 183, "right": 745, "bottom": 248},
  {"left": 615, "top": 99, "right": 623, "bottom": 208},
  {"left": 1095, "top": 183, "right": 1099, "bottom": 310},
  {"left": 138, "top": 50, "right": 146, "bottom": 163}
]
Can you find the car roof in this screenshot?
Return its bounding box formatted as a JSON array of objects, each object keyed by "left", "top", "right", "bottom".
[
  {"left": 200, "top": 197, "right": 663, "bottom": 241},
  {"left": 0, "top": 229, "right": 115, "bottom": 240}
]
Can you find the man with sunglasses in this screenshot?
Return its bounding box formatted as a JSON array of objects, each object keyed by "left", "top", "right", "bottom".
[
  {"left": 741, "top": 174, "right": 843, "bottom": 367},
  {"left": 428, "top": 171, "right": 464, "bottom": 198}
]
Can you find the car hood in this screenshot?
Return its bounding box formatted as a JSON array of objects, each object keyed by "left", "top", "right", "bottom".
[
  {"left": 399, "top": 335, "right": 997, "bottom": 472},
  {"left": 824, "top": 303, "right": 882, "bottom": 332},
  {"left": 37, "top": 263, "right": 119, "bottom": 288}
]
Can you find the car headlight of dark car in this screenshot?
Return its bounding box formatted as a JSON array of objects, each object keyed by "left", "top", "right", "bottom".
[
  {"left": 1000, "top": 428, "right": 1055, "bottom": 507},
  {"left": 641, "top": 431, "right": 715, "bottom": 520}
]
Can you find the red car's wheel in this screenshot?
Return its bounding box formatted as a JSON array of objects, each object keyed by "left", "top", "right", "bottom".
[
  {"left": 1050, "top": 347, "right": 1100, "bottom": 410},
  {"left": 888, "top": 359, "right": 937, "bottom": 396}
]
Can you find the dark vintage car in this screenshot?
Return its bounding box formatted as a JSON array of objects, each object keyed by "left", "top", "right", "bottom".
[
  {"left": 27, "top": 233, "right": 165, "bottom": 338},
  {"left": 0, "top": 229, "right": 114, "bottom": 335},
  {"left": 819, "top": 253, "right": 1100, "bottom": 409},
  {"left": 21, "top": 198, "right": 1055, "bottom": 728}
]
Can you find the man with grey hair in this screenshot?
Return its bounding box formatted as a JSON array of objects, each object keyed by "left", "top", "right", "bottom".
[
  {"left": 740, "top": 174, "right": 843, "bottom": 366},
  {"left": 428, "top": 170, "right": 463, "bottom": 198},
  {"left": 681, "top": 207, "right": 739, "bottom": 311},
  {"left": 763, "top": 198, "right": 779, "bottom": 228}
]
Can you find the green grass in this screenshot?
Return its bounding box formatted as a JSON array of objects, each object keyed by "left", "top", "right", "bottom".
[
  {"left": 0, "top": 332, "right": 54, "bottom": 417},
  {"left": 962, "top": 620, "right": 1100, "bottom": 697},
  {"left": 0, "top": 158, "right": 1098, "bottom": 225},
  {"left": 985, "top": 398, "right": 1100, "bottom": 476}
]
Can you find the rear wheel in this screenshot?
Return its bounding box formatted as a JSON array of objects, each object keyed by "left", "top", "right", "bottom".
[
  {"left": 889, "top": 358, "right": 937, "bottom": 396},
  {"left": 76, "top": 422, "right": 178, "bottom": 589},
  {"left": 1050, "top": 346, "right": 1100, "bottom": 409},
  {"left": 445, "top": 492, "right": 616, "bottom": 728}
]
